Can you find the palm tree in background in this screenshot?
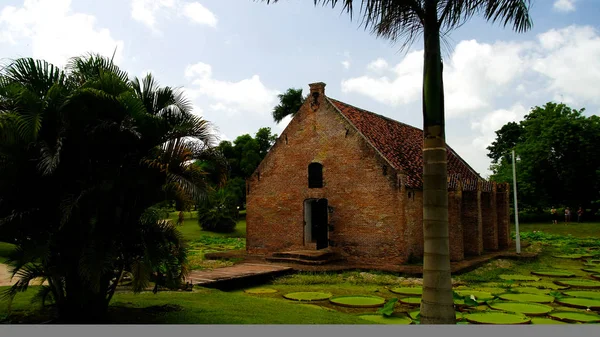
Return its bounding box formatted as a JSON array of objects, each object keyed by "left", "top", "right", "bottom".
[
  {"left": 262, "top": 0, "right": 532, "bottom": 324},
  {"left": 272, "top": 88, "right": 305, "bottom": 123}
]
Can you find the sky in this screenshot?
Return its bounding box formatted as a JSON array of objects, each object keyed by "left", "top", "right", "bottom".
[{"left": 1, "top": 0, "right": 599, "bottom": 178}]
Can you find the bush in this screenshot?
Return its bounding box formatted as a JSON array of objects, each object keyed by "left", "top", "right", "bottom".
[{"left": 197, "top": 189, "right": 238, "bottom": 233}]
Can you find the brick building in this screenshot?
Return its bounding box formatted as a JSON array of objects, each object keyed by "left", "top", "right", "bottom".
[{"left": 246, "top": 82, "right": 510, "bottom": 265}]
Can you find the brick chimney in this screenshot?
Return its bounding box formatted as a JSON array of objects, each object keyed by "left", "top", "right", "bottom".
[
  {"left": 309, "top": 82, "right": 326, "bottom": 96},
  {"left": 308, "top": 82, "right": 326, "bottom": 111}
]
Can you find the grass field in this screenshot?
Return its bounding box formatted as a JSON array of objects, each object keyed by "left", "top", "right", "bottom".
[{"left": 1, "top": 218, "right": 599, "bottom": 324}]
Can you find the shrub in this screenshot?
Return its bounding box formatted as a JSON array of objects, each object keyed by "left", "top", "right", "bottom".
[{"left": 197, "top": 189, "right": 237, "bottom": 233}]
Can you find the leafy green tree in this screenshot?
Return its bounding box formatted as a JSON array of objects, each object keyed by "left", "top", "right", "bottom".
[
  {"left": 489, "top": 102, "right": 600, "bottom": 213},
  {"left": 0, "top": 55, "right": 225, "bottom": 322},
  {"left": 262, "top": 0, "right": 532, "bottom": 324},
  {"left": 197, "top": 188, "right": 239, "bottom": 233},
  {"left": 272, "top": 88, "right": 305, "bottom": 123}
]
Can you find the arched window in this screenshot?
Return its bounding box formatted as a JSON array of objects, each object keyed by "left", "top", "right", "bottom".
[{"left": 308, "top": 163, "right": 323, "bottom": 188}]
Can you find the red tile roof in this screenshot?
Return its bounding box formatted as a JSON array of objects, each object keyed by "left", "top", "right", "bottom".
[{"left": 328, "top": 97, "right": 481, "bottom": 189}]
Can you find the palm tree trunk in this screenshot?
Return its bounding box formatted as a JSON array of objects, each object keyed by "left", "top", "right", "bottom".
[{"left": 419, "top": 3, "right": 455, "bottom": 325}]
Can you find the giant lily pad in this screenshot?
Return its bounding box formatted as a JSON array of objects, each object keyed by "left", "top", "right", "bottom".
[
  {"left": 527, "top": 281, "right": 569, "bottom": 290},
  {"left": 582, "top": 268, "right": 600, "bottom": 273},
  {"left": 329, "top": 295, "right": 385, "bottom": 308},
  {"left": 531, "top": 270, "right": 575, "bottom": 278},
  {"left": 555, "top": 297, "right": 600, "bottom": 310},
  {"left": 592, "top": 274, "right": 600, "bottom": 281},
  {"left": 455, "top": 290, "right": 495, "bottom": 302},
  {"left": 562, "top": 290, "right": 600, "bottom": 300},
  {"left": 478, "top": 287, "right": 510, "bottom": 296},
  {"left": 464, "top": 311, "right": 531, "bottom": 325},
  {"left": 587, "top": 259, "right": 600, "bottom": 264},
  {"left": 512, "top": 287, "right": 551, "bottom": 295},
  {"left": 487, "top": 301, "right": 553, "bottom": 316},
  {"left": 497, "top": 293, "right": 555, "bottom": 303},
  {"left": 283, "top": 292, "right": 332, "bottom": 301},
  {"left": 358, "top": 314, "right": 412, "bottom": 325},
  {"left": 498, "top": 274, "right": 540, "bottom": 282},
  {"left": 548, "top": 311, "right": 600, "bottom": 323},
  {"left": 554, "top": 279, "right": 600, "bottom": 289},
  {"left": 389, "top": 287, "right": 422, "bottom": 296},
  {"left": 530, "top": 317, "right": 567, "bottom": 325},
  {"left": 399, "top": 297, "right": 422, "bottom": 306},
  {"left": 244, "top": 288, "right": 278, "bottom": 294}
]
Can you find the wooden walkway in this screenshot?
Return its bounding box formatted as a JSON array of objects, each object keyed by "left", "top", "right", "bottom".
[{"left": 186, "top": 263, "right": 292, "bottom": 287}]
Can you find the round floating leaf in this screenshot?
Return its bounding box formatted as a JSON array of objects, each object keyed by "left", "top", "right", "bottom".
[
  {"left": 592, "top": 274, "right": 600, "bottom": 281},
  {"left": 512, "top": 287, "right": 551, "bottom": 295},
  {"left": 582, "top": 268, "right": 600, "bottom": 273},
  {"left": 283, "top": 292, "right": 333, "bottom": 301},
  {"left": 587, "top": 259, "right": 600, "bottom": 264},
  {"left": 244, "top": 288, "right": 278, "bottom": 294},
  {"left": 329, "top": 295, "right": 386, "bottom": 308},
  {"left": 389, "top": 287, "right": 422, "bottom": 296},
  {"left": 548, "top": 311, "right": 600, "bottom": 323},
  {"left": 499, "top": 274, "right": 540, "bottom": 282},
  {"left": 530, "top": 317, "right": 567, "bottom": 325},
  {"left": 531, "top": 270, "right": 575, "bottom": 278},
  {"left": 553, "top": 254, "right": 584, "bottom": 259},
  {"left": 487, "top": 301, "right": 554, "bottom": 316},
  {"left": 477, "top": 287, "right": 509, "bottom": 296},
  {"left": 455, "top": 290, "right": 495, "bottom": 302},
  {"left": 554, "top": 279, "right": 600, "bottom": 289},
  {"left": 358, "top": 314, "right": 412, "bottom": 325},
  {"left": 527, "top": 282, "right": 569, "bottom": 290},
  {"left": 562, "top": 290, "right": 600, "bottom": 300},
  {"left": 497, "top": 293, "right": 555, "bottom": 303},
  {"left": 555, "top": 297, "right": 600, "bottom": 310},
  {"left": 464, "top": 311, "right": 531, "bottom": 325},
  {"left": 399, "top": 297, "right": 422, "bottom": 306}
]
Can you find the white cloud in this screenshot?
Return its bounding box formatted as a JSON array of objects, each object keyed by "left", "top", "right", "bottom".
[
  {"left": 553, "top": 0, "right": 576, "bottom": 12},
  {"left": 341, "top": 60, "right": 350, "bottom": 69},
  {"left": 341, "top": 50, "right": 422, "bottom": 106},
  {"left": 471, "top": 104, "right": 528, "bottom": 151},
  {"left": 342, "top": 25, "right": 600, "bottom": 117},
  {"left": 0, "top": 0, "right": 124, "bottom": 67},
  {"left": 184, "top": 62, "right": 279, "bottom": 115},
  {"left": 367, "top": 58, "right": 389, "bottom": 72},
  {"left": 131, "top": 0, "right": 217, "bottom": 30},
  {"left": 182, "top": 2, "right": 217, "bottom": 27}
]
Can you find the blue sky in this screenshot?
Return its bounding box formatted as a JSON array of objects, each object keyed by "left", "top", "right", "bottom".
[{"left": 1, "top": 0, "right": 599, "bottom": 177}]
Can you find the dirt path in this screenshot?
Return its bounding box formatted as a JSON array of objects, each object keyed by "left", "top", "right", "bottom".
[{"left": 0, "top": 263, "right": 13, "bottom": 286}]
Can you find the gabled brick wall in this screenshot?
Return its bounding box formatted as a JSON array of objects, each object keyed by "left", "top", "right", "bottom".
[{"left": 246, "top": 82, "right": 511, "bottom": 265}]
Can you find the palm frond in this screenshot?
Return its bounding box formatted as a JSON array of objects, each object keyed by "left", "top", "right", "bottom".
[
  {"left": 30, "top": 285, "right": 55, "bottom": 307},
  {"left": 66, "top": 53, "right": 129, "bottom": 85},
  {"left": 439, "top": 0, "right": 532, "bottom": 34}
]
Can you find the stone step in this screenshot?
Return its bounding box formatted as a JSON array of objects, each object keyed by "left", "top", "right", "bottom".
[
  {"left": 265, "top": 256, "right": 343, "bottom": 265},
  {"left": 271, "top": 250, "right": 337, "bottom": 261}
]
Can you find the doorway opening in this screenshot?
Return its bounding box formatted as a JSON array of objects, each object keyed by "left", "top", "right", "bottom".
[{"left": 304, "top": 198, "right": 329, "bottom": 249}]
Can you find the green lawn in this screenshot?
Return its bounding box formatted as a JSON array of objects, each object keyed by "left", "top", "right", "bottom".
[
  {"left": 169, "top": 211, "right": 246, "bottom": 241},
  {"left": 0, "top": 242, "right": 15, "bottom": 264},
  {"left": 514, "top": 222, "right": 600, "bottom": 238}
]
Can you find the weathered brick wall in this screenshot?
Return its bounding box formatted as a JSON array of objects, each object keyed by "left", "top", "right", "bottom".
[
  {"left": 448, "top": 190, "right": 464, "bottom": 261},
  {"left": 497, "top": 183, "right": 510, "bottom": 249},
  {"left": 246, "top": 85, "right": 406, "bottom": 265},
  {"left": 462, "top": 188, "right": 483, "bottom": 256},
  {"left": 481, "top": 189, "right": 499, "bottom": 251},
  {"left": 403, "top": 190, "right": 423, "bottom": 261}
]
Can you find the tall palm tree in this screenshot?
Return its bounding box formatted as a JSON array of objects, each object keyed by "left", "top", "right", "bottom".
[
  {"left": 0, "top": 54, "right": 224, "bottom": 322},
  {"left": 262, "top": 0, "right": 532, "bottom": 324}
]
